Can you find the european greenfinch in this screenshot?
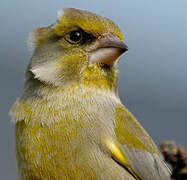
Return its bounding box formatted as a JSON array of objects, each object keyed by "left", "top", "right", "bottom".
[{"left": 10, "top": 8, "right": 171, "bottom": 180}]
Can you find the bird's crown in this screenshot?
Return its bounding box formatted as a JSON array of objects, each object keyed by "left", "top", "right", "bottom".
[{"left": 29, "top": 8, "right": 124, "bottom": 48}]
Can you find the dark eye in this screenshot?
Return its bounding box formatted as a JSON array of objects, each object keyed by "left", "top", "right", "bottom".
[
  {"left": 69, "top": 30, "right": 82, "bottom": 43},
  {"left": 64, "top": 29, "right": 94, "bottom": 45}
]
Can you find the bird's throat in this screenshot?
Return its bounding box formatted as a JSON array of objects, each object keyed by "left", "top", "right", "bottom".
[{"left": 80, "top": 63, "right": 118, "bottom": 93}]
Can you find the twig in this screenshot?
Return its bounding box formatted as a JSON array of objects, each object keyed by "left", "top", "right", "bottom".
[{"left": 160, "top": 141, "right": 187, "bottom": 180}]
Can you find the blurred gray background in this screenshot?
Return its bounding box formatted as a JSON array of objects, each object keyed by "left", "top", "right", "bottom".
[{"left": 0, "top": 0, "right": 186, "bottom": 179}]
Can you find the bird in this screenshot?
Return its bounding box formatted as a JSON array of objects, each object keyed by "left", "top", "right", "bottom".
[{"left": 10, "top": 8, "right": 171, "bottom": 180}]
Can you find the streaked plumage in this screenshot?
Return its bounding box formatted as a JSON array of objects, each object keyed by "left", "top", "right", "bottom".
[{"left": 10, "top": 8, "right": 171, "bottom": 180}]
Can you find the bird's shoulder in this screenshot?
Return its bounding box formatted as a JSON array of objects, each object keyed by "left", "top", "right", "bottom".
[
  {"left": 107, "top": 104, "right": 172, "bottom": 179},
  {"left": 114, "top": 104, "right": 159, "bottom": 153}
]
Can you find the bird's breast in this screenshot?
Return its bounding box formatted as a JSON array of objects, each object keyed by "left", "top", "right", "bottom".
[{"left": 14, "top": 87, "right": 121, "bottom": 179}]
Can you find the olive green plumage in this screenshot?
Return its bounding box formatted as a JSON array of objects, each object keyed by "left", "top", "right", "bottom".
[{"left": 10, "top": 8, "right": 171, "bottom": 180}]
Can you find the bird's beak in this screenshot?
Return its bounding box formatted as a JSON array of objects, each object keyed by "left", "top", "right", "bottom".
[{"left": 89, "top": 34, "right": 128, "bottom": 66}]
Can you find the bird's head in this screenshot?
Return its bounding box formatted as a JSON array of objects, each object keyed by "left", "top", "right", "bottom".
[{"left": 28, "top": 8, "right": 128, "bottom": 92}]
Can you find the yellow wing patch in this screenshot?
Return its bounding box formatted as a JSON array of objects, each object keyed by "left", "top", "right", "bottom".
[{"left": 105, "top": 139, "right": 141, "bottom": 180}]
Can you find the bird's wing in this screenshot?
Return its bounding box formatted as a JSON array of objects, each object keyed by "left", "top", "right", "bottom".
[{"left": 107, "top": 105, "right": 171, "bottom": 180}]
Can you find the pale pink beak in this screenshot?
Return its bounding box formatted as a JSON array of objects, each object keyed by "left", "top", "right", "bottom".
[{"left": 89, "top": 34, "right": 128, "bottom": 66}]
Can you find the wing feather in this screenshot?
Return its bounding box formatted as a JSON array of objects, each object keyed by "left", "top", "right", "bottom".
[{"left": 113, "top": 105, "right": 171, "bottom": 180}]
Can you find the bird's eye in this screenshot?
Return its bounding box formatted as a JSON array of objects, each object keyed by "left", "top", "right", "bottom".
[
  {"left": 65, "top": 30, "right": 82, "bottom": 44},
  {"left": 69, "top": 30, "right": 82, "bottom": 42},
  {"left": 64, "top": 29, "right": 94, "bottom": 45}
]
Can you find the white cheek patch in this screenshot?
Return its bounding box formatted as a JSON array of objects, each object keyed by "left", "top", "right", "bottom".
[
  {"left": 30, "top": 62, "right": 60, "bottom": 85},
  {"left": 89, "top": 48, "right": 121, "bottom": 66}
]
